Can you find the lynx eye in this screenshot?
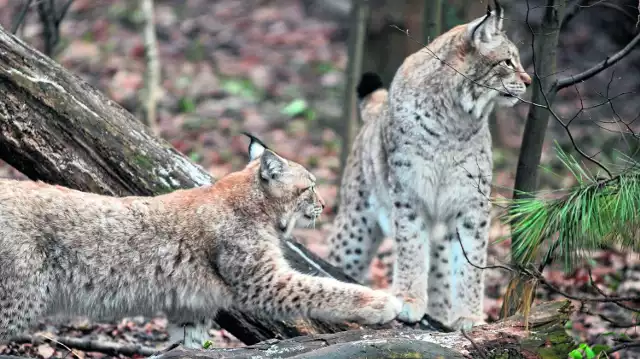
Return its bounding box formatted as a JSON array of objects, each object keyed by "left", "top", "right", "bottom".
[
  {"left": 298, "top": 184, "right": 313, "bottom": 195},
  {"left": 503, "top": 59, "right": 515, "bottom": 69}
]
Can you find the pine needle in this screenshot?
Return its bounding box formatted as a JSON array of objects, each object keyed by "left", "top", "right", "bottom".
[{"left": 501, "top": 145, "right": 640, "bottom": 271}]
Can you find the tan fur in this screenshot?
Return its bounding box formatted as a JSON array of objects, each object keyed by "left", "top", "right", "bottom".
[
  {"left": 0, "top": 139, "right": 401, "bottom": 342},
  {"left": 328, "top": 4, "right": 530, "bottom": 330}
]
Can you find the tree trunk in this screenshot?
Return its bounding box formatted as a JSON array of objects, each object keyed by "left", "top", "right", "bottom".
[
  {"left": 0, "top": 22, "right": 353, "bottom": 345},
  {"left": 504, "top": 0, "right": 566, "bottom": 318},
  {"left": 338, "top": 0, "right": 369, "bottom": 189},
  {"left": 156, "top": 300, "right": 576, "bottom": 359}
]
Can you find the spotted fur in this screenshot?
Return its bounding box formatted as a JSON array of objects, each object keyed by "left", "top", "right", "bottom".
[
  {"left": 0, "top": 133, "right": 402, "bottom": 345},
  {"left": 327, "top": 2, "right": 531, "bottom": 330}
]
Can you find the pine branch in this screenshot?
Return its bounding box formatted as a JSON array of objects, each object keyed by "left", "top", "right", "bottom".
[{"left": 502, "top": 146, "right": 640, "bottom": 270}]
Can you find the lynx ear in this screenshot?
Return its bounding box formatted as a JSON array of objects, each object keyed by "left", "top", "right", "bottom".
[
  {"left": 466, "top": 0, "right": 503, "bottom": 46},
  {"left": 260, "top": 150, "right": 287, "bottom": 181},
  {"left": 242, "top": 131, "right": 269, "bottom": 161}
]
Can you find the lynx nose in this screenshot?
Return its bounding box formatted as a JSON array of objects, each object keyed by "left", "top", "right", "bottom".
[
  {"left": 316, "top": 192, "right": 326, "bottom": 209},
  {"left": 520, "top": 72, "right": 532, "bottom": 87}
]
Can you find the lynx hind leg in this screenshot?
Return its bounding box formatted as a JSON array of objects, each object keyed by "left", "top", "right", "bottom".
[
  {"left": 327, "top": 188, "right": 385, "bottom": 283},
  {"left": 374, "top": 243, "right": 395, "bottom": 288},
  {"left": 0, "top": 272, "right": 49, "bottom": 340}
]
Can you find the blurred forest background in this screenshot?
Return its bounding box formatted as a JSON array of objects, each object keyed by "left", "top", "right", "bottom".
[{"left": 0, "top": 0, "right": 639, "bottom": 358}]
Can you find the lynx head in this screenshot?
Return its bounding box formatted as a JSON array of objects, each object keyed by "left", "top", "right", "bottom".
[
  {"left": 242, "top": 132, "right": 325, "bottom": 231},
  {"left": 462, "top": 0, "right": 531, "bottom": 109}
]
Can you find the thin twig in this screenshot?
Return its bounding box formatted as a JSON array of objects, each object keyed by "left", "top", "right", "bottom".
[
  {"left": 10, "top": 334, "right": 176, "bottom": 357},
  {"left": 535, "top": 272, "right": 640, "bottom": 303},
  {"left": 604, "top": 340, "right": 640, "bottom": 356},
  {"left": 11, "top": 0, "right": 34, "bottom": 34},
  {"left": 461, "top": 328, "right": 488, "bottom": 359},
  {"left": 560, "top": 0, "right": 591, "bottom": 29},
  {"left": 587, "top": 269, "right": 639, "bottom": 313},
  {"left": 55, "top": 0, "right": 74, "bottom": 26}
]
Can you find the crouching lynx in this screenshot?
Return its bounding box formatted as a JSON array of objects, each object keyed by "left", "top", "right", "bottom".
[
  {"left": 0, "top": 133, "right": 402, "bottom": 342},
  {"left": 327, "top": 1, "right": 531, "bottom": 330}
]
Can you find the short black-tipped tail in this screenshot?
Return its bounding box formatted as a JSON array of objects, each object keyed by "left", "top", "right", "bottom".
[{"left": 356, "top": 72, "right": 384, "bottom": 101}]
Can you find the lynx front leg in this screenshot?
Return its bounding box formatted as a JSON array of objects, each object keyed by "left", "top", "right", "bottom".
[
  {"left": 449, "top": 201, "right": 490, "bottom": 330},
  {"left": 389, "top": 184, "right": 429, "bottom": 324},
  {"left": 220, "top": 242, "right": 402, "bottom": 325}
]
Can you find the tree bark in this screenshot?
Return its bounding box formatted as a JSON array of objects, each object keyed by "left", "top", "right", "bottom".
[
  {"left": 338, "top": 0, "right": 369, "bottom": 189},
  {"left": 155, "top": 300, "right": 576, "bottom": 359},
  {"left": 0, "top": 22, "right": 353, "bottom": 345},
  {"left": 504, "top": 0, "right": 566, "bottom": 318}
]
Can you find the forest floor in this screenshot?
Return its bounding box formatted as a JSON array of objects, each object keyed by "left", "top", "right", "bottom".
[{"left": 0, "top": 0, "right": 638, "bottom": 358}]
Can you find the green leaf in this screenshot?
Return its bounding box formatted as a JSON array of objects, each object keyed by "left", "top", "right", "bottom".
[
  {"left": 568, "top": 349, "right": 583, "bottom": 359},
  {"left": 584, "top": 346, "right": 595, "bottom": 359},
  {"left": 203, "top": 340, "right": 213, "bottom": 349},
  {"left": 590, "top": 344, "right": 610, "bottom": 355},
  {"left": 220, "top": 78, "right": 260, "bottom": 100},
  {"left": 178, "top": 97, "right": 196, "bottom": 113},
  {"left": 282, "top": 99, "right": 308, "bottom": 117},
  {"left": 189, "top": 151, "right": 203, "bottom": 163}
]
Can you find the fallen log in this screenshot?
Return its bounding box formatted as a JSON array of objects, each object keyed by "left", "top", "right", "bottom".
[
  {"left": 154, "top": 300, "right": 576, "bottom": 359},
  {"left": 0, "top": 22, "right": 357, "bottom": 345}
]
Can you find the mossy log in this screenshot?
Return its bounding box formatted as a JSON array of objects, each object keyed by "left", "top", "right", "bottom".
[{"left": 155, "top": 301, "right": 576, "bottom": 359}]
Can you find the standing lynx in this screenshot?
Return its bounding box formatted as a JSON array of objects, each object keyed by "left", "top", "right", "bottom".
[
  {"left": 327, "top": 2, "right": 531, "bottom": 329},
  {"left": 0, "top": 133, "right": 401, "bottom": 342}
]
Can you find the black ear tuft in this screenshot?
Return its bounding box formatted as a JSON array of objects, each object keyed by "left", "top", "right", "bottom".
[
  {"left": 494, "top": 0, "right": 502, "bottom": 13},
  {"left": 356, "top": 72, "right": 384, "bottom": 101},
  {"left": 242, "top": 131, "right": 270, "bottom": 161}
]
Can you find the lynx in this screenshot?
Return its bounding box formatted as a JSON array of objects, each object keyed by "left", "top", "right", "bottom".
[
  {"left": 0, "top": 133, "right": 402, "bottom": 343},
  {"left": 327, "top": 2, "right": 531, "bottom": 330}
]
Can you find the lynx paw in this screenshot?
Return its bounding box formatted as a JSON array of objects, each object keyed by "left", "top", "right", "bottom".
[
  {"left": 354, "top": 290, "right": 403, "bottom": 325},
  {"left": 448, "top": 315, "right": 486, "bottom": 331},
  {"left": 396, "top": 295, "right": 427, "bottom": 323}
]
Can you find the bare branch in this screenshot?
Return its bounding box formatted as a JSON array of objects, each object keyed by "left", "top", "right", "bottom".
[
  {"left": 605, "top": 341, "right": 640, "bottom": 356},
  {"left": 555, "top": 31, "right": 640, "bottom": 91},
  {"left": 56, "top": 0, "right": 75, "bottom": 26},
  {"left": 560, "top": 0, "right": 591, "bottom": 29},
  {"left": 11, "top": 0, "right": 33, "bottom": 34},
  {"left": 461, "top": 329, "right": 488, "bottom": 359},
  {"left": 9, "top": 334, "right": 174, "bottom": 357}
]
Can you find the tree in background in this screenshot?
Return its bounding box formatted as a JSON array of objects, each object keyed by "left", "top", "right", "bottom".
[{"left": 497, "top": 3, "right": 640, "bottom": 347}]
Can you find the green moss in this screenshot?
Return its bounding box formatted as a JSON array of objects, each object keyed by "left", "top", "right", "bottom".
[
  {"left": 133, "top": 153, "right": 154, "bottom": 170},
  {"left": 520, "top": 326, "right": 575, "bottom": 359},
  {"left": 388, "top": 352, "right": 423, "bottom": 358}
]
